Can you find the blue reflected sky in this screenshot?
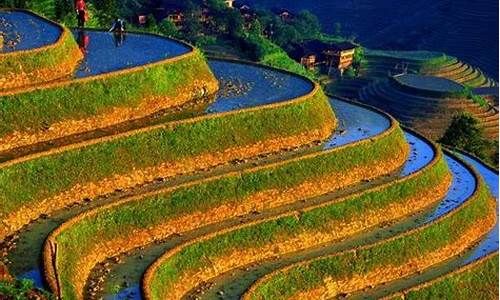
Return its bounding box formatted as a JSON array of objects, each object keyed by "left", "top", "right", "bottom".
[
  {"left": 72, "top": 30, "right": 190, "bottom": 78},
  {"left": 0, "top": 11, "right": 60, "bottom": 52},
  {"left": 206, "top": 60, "right": 314, "bottom": 113}
]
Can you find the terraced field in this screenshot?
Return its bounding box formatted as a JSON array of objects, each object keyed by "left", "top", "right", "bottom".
[
  {"left": 0, "top": 10, "right": 498, "bottom": 300},
  {"left": 359, "top": 74, "right": 499, "bottom": 140},
  {"left": 330, "top": 50, "right": 498, "bottom": 100}
]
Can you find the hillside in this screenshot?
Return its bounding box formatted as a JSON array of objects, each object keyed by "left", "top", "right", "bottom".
[
  {"left": 0, "top": 9, "right": 498, "bottom": 300},
  {"left": 247, "top": 0, "right": 499, "bottom": 79}
]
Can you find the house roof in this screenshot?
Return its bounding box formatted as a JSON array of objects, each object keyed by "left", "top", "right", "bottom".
[
  {"left": 291, "top": 40, "right": 358, "bottom": 60},
  {"left": 330, "top": 41, "right": 357, "bottom": 51}
]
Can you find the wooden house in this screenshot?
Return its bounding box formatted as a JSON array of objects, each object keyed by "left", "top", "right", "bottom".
[{"left": 291, "top": 40, "right": 357, "bottom": 73}]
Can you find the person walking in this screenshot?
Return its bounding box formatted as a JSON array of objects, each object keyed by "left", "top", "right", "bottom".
[{"left": 75, "top": 0, "right": 86, "bottom": 28}]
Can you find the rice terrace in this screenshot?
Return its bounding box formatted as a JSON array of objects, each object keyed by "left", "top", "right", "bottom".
[{"left": 0, "top": 1, "right": 498, "bottom": 300}]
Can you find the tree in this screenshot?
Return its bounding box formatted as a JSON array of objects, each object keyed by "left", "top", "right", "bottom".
[
  {"left": 145, "top": 14, "right": 158, "bottom": 30},
  {"left": 272, "top": 22, "right": 299, "bottom": 49},
  {"left": 54, "top": 0, "right": 73, "bottom": 20},
  {"left": 249, "top": 19, "right": 263, "bottom": 36},
  {"left": 292, "top": 10, "right": 321, "bottom": 40},
  {"left": 226, "top": 9, "right": 244, "bottom": 38},
  {"left": 92, "top": 0, "right": 119, "bottom": 24},
  {"left": 183, "top": 13, "right": 203, "bottom": 41},
  {"left": 158, "top": 19, "right": 179, "bottom": 38},
  {"left": 439, "top": 113, "right": 488, "bottom": 159}
]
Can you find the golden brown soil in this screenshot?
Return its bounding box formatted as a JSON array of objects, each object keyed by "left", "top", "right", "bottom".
[
  {"left": 147, "top": 171, "right": 450, "bottom": 299},
  {"left": 291, "top": 198, "right": 497, "bottom": 299},
  {"left": 0, "top": 79, "right": 218, "bottom": 152}
]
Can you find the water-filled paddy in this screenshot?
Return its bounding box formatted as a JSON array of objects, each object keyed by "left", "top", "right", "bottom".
[
  {"left": 206, "top": 60, "right": 314, "bottom": 113},
  {"left": 0, "top": 10, "right": 61, "bottom": 52},
  {"left": 72, "top": 30, "right": 191, "bottom": 78},
  {"left": 459, "top": 154, "right": 498, "bottom": 264},
  {"left": 394, "top": 74, "right": 464, "bottom": 93},
  {"left": 323, "top": 99, "right": 391, "bottom": 148}
]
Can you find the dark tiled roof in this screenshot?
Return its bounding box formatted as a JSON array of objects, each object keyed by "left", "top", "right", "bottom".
[{"left": 330, "top": 41, "right": 357, "bottom": 51}]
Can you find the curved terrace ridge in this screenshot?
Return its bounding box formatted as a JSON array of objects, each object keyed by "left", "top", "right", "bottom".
[
  {"left": 241, "top": 150, "right": 495, "bottom": 300},
  {"left": 0, "top": 10, "right": 83, "bottom": 90},
  {"left": 78, "top": 98, "right": 397, "bottom": 299},
  {"left": 40, "top": 98, "right": 402, "bottom": 300},
  {"left": 140, "top": 131, "right": 455, "bottom": 300}
]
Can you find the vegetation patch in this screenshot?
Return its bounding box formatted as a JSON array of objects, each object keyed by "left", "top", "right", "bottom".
[
  {"left": 0, "top": 278, "right": 54, "bottom": 300},
  {"left": 44, "top": 121, "right": 408, "bottom": 300},
  {"left": 0, "top": 12, "right": 82, "bottom": 90},
  {"left": 144, "top": 147, "right": 450, "bottom": 300},
  {"left": 439, "top": 113, "right": 498, "bottom": 167},
  {"left": 243, "top": 170, "right": 494, "bottom": 300}
]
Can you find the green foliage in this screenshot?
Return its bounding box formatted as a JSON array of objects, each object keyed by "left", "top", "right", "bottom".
[
  {"left": 158, "top": 19, "right": 179, "bottom": 38},
  {"left": 403, "top": 255, "right": 498, "bottom": 300},
  {"left": 461, "top": 86, "right": 489, "bottom": 107},
  {"left": 439, "top": 113, "right": 491, "bottom": 162},
  {"left": 240, "top": 33, "right": 316, "bottom": 80},
  {"left": 247, "top": 183, "right": 492, "bottom": 300},
  {"left": 91, "top": 0, "right": 118, "bottom": 24},
  {"left": 353, "top": 47, "right": 365, "bottom": 65},
  {"left": 148, "top": 149, "right": 450, "bottom": 299},
  {"left": 0, "top": 0, "right": 28, "bottom": 8},
  {"left": 0, "top": 279, "right": 54, "bottom": 300},
  {"left": 293, "top": 10, "right": 321, "bottom": 40}
]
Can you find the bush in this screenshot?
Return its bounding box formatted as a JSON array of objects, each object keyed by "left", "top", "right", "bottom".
[
  {"left": 0, "top": 279, "right": 54, "bottom": 300},
  {"left": 439, "top": 113, "right": 491, "bottom": 162}
]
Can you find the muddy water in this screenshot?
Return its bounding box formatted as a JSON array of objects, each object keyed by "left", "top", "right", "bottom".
[
  {"left": 97, "top": 99, "right": 396, "bottom": 300},
  {"left": 0, "top": 11, "right": 60, "bottom": 52}
]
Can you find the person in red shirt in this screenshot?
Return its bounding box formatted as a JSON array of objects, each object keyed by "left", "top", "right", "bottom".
[{"left": 75, "top": 0, "right": 86, "bottom": 28}]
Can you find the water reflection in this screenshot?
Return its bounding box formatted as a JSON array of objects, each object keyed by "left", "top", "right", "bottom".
[
  {"left": 71, "top": 30, "right": 190, "bottom": 78},
  {"left": 76, "top": 30, "right": 89, "bottom": 54},
  {"left": 112, "top": 32, "right": 126, "bottom": 48}
]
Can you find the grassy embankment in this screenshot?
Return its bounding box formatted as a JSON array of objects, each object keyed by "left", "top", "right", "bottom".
[
  {"left": 0, "top": 14, "right": 82, "bottom": 90},
  {"left": 0, "top": 86, "right": 334, "bottom": 240},
  {"left": 387, "top": 253, "right": 498, "bottom": 300},
  {"left": 44, "top": 118, "right": 407, "bottom": 300},
  {"left": 0, "top": 48, "right": 217, "bottom": 143},
  {"left": 143, "top": 145, "right": 451, "bottom": 299},
  {"left": 243, "top": 166, "right": 495, "bottom": 300}
]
